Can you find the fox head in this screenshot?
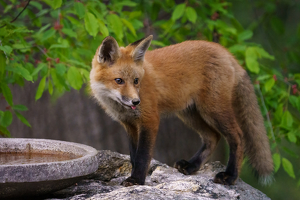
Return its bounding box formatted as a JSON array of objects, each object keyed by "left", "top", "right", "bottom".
[{"left": 90, "top": 35, "right": 153, "bottom": 111}]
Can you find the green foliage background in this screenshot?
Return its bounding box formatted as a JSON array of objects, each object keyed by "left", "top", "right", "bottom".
[{"left": 0, "top": 0, "right": 299, "bottom": 199}]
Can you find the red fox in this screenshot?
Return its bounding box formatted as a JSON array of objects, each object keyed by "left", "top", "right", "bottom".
[{"left": 90, "top": 35, "right": 273, "bottom": 186}]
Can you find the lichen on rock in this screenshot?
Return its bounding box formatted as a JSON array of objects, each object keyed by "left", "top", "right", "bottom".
[{"left": 45, "top": 150, "right": 270, "bottom": 200}]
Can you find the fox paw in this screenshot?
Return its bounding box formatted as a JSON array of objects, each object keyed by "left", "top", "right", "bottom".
[
  {"left": 121, "top": 177, "right": 143, "bottom": 187},
  {"left": 213, "top": 172, "right": 237, "bottom": 185},
  {"left": 174, "top": 159, "right": 199, "bottom": 175}
]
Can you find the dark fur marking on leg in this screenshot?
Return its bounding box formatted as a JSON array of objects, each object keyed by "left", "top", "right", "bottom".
[
  {"left": 122, "top": 127, "right": 154, "bottom": 186},
  {"left": 175, "top": 142, "right": 209, "bottom": 175},
  {"left": 213, "top": 145, "right": 239, "bottom": 185},
  {"left": 209, "top": 116, "right": 241, "bottom": 185},
  {"left": 213, "top": 172, "right": 237, "bottom": 185},
  {"left": 225, "top": 151, "right": 238, "bottom": 176},
  {"left": 214, "top": 148, "right": 239, "bottom": 185},
  {"left": 128, "top": 137, "right": 137, "bottom": 170},
  {"left": 176, "top": 107, "right": 221, "bottom": 176}
]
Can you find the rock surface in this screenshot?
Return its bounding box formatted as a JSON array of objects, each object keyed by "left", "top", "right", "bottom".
[{"left": 45, "top": 150, "right": 270, "bottom": 200}]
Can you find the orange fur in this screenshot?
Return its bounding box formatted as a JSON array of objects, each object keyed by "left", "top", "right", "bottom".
[{"left": 90, "top": 36, "right": 273, "bottom": 186}]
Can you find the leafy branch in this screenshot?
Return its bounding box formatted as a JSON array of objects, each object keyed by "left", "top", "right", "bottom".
[{"left": 0, "top": 0, "right": 31, "bottom": 28}]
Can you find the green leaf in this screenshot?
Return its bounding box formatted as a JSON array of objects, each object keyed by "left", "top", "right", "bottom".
[
  {"left": 80, "top": 68, "right": 90, "bottom": 82},
  {"left": 49, "top": 43, "right": 69, "bottom": 49},
  {"left": 107, "top": 14, "right": 123, "bottom": 41},
  {"left": 50, "top": 68, "right": 67, "bottom": 91},
  {"left": 41, "top": 29, "right": 56, "bottom": 42},
  {"left": 245, "top": 47, "right": 259, "bottom": 74},
  {"left": 289, "top": 95, "right": 299, "bottom": 110},
  {"left": 129, "top": 11, "right": 142, "bottom": 19},
  {"left": 0, "top": 111, "right": 13, "bottom": 127},
  {"left": 0, "top": 125, "right": 10, "bottom": 137},
  {"left": 15, "top": 111, "right": 31, "bottom": 127},
  {"left": 12, "top": 104, "right": 28, "bottom": 111},
  {"left": 185, "top": 7, "right": 197, "bottom": 23},
  {"left": 115, "top": 1, "right": 137, "bottom": 7},
  {"left": 294, "top": 129, "right": 300, "bottom": 137},
  {"left": 280, "top": 111, "right": 293, "bottom": 128},
  {"left": 256, "top": 75, "right": 271, "bottom": 81},
  {"left": 35, "top": 76, "right": 46, "bottom": 101},
  {"left": 74, "top": 2, "right": 85, "bottom": 19},
  {"left": 245, "top": 58, "right": 259, "bottom": 74},
  {"left": 230, "top": 18, "right": 244, "bottom": 32},
  {"left": 98, "top": 19, "right": 109, "bottom": 37},
  {"left": 255, "top": 47, "right": 275, "bottom": 60},
  {"left": 66, "top": 16, "right": 81, "bottom": 26},
  {"left": 282, "top": 158, "right": 295, "bottom": 179},
  {"left": 130, "top": 18, "right": 144, "bottom": 30},
  {"left": 43, "top": 0, "right": 53, "bottom": 7},
  {"left": 67, "top": 60, "right": 90, "bottom": 69},
  {"left": 0, "top": 53, "right": 5, "bottom": 75},
  {"left": 282, "top": 146, "right": 299, "bottom": 158},
  {"left": 30, "top": 1, "right": 43, "bottom": 10},
  {"left": 84, "top": 12, "right": 99, "bottom": 37},
  {"left": 4, "top": 4, "right": 13, "bottom": 13},
  {"left": 272, "top": 153, "right": 281, "bottom": 172},
  {"left": 298, "top": 179, "right": 300, "bottom": 187},
  {"left": 287, "top": 131, "right": 297, "bottom": 143},
  {"left": 55, "top": 63, "right": 67, "bottom": 75},
  {"left": 61, "top": 28, "right": 77, "bottom": 38},
  {"left": 294, "top": 73, "right": 300, "bottom": 80},
  {"left": 264, "top": 78, "right": 275, "bottom": 92},
  {"left": 274, "top": 104, "right": 283, "bottom": 124},
  {"left": 121, "top": 18, "right": 137, "bottom": 37},
  {"left": 6, "top": 64, "right": 32, "bottom": 81},
  {"left": 67, "top": 67, "right": 83, "bottom": 90},
  {"left": 31, "top": 63, "right": 47, "bottom": 76},
  {"left": 0, "top": 45, "right": 13, "bottom": 54},
  {"left": 12, "top": 43, "right": 31, "bottom": 53},
  {"left": 52, "top": 0, "right": 62, "bottom": 9},
  {"left": 228, "top": 44, "right": 246, "bottom": 54},
  {"left": 297, "top": 96, "right": 300, "bottom": 112},
  {"left": 150, "top": 2, "right": 160, "bottom": 21},
  {"left": 1, "top": 84, "right": 13, "bottom": 106},
  {"left": 172, "top": 4, "right": 186, "bottom": 21},
  {"left": 48, "top": 80, "right": 53, "bottom": 95},
  {"left": 152, "top": 40, "right": 166, "bottom": 47},
  {"left": 237, "top": 30, "right": 253, "bottom": 42}
]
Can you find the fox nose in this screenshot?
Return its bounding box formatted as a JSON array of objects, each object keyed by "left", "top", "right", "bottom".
[{"left": 132, "top": 98, "right": 140, "bottom": 106}]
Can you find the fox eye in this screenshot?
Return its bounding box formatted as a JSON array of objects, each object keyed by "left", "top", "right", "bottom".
[
  {"left": 115, "top": 78, "right": 124, "bottom": 84},
  {"left": 134, "top": 78, "right": 139, "bottom": 85}
]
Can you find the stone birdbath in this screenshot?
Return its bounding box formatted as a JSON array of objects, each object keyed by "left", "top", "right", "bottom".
[{"left": 0, "top": 138, "right": 98, "bottom": 199}]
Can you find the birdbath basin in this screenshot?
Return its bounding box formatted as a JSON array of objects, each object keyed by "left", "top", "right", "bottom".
[{"left": 0, "top": 138, "right": 99, "bottom": 199}]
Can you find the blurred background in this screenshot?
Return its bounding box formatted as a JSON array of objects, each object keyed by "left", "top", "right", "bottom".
[{"left": 1, "top": 0, "right": 300, "bottom": 199}]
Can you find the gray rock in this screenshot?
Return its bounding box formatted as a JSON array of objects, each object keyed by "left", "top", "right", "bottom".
[{"left": 45, "top": 150, "right": 270, "bottom": 200}]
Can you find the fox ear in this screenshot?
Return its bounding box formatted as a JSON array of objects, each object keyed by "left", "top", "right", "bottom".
[
  {"left": 131, "top": 35, "right": 153, "bottom": 62},
  {"left": 97, "top": 36, "right": 120, "bottom": 65}
]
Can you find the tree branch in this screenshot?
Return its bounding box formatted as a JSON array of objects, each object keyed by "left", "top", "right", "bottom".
[{"left": 0, "top": 0, "right": 31, "bottom": 28}]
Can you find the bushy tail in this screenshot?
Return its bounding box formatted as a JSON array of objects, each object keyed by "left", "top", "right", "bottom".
[{"left": 234, "top": 72, "right": 274, "bottom": 185}]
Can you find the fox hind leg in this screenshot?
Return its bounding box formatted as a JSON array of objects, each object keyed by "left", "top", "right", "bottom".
[
  {"left": 199, "top": 107, "right": 244, "bottom": 185},
  {"left": 174, "top": 106, "right": 221, "bottom": 175}
]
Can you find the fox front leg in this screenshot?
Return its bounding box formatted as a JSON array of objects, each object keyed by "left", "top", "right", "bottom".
[
  {"left": 122, "top": 125, "right": 158, "bottom": 186},
  {"left": 122, "top": 123, "right": 139, "bottom": 170}
]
